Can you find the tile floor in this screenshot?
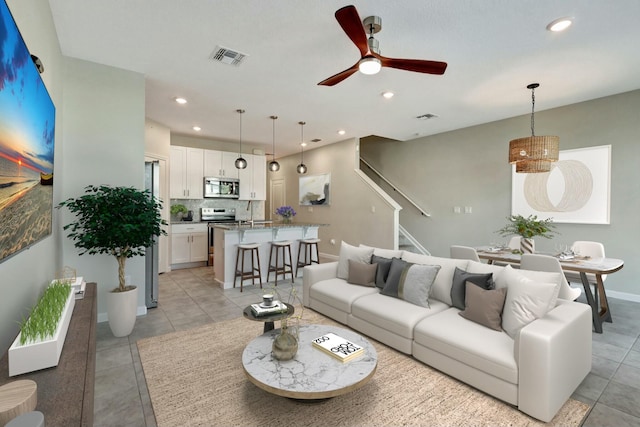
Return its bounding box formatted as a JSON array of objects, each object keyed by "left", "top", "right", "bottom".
[{"left": 94, "top": 267, "right": 640, "bottom": 427}]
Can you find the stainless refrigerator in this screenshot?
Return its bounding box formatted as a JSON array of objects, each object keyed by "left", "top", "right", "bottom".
[{"left": 144, "top": 161, "right": 159, "bottom": 308}]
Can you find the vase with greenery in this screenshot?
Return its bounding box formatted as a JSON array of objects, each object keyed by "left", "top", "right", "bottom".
[
  {"left": 170, "top": 203, "right": 188, "bottom": 221},
  {"left": 58, "top": 185, "right": 167, "bottom": 336},
  {"left": 496, "top": 214, "right": 557, "bottom": 253}
]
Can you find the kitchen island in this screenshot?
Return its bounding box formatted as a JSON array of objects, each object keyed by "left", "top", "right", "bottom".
[{"left": 213, "top": 222, "right": 326, "bottom": 289}]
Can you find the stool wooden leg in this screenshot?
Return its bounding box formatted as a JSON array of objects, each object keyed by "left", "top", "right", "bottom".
[
  {"left": 254, "top": 248, "right": 262, "bottom": 288},
  {"left": 267, "top": 245, "right": 275, "bottom": 283},
  {"left": 286, "top": 245, "right": 294, "bottom": 283},
  {"left": 234, "top": 247, "right": 241, "bottom": 290}
]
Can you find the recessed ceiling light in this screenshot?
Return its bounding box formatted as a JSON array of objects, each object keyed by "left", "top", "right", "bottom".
[
  {"left": 382, "top": 91, "right": 394, "bottom": 99},
  {"left": 192, "top": 126, "right": 201, "bottom": 131},
  {"left": 338, "top": 130, "right": 346, "bottom": 135},
  {"left": 301, "top": 142, "right": 308, "bottom": 147},
  {"left": 546, "top": 17, "right": 573, "bottom": 32},
  {"left": 175, "top": 97, "right": 187, "bottom": 104}
]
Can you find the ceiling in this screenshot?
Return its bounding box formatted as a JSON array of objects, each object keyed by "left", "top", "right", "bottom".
[{"left": 48, "top": 0, "right": 640, "bottom": 158}]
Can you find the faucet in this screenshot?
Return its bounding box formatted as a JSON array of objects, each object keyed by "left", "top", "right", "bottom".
[{"left": 246, "top": 200, "right": 254, "bottom": 227}]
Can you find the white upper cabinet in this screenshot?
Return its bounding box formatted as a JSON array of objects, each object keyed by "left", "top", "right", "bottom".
[
  {"left": 204, "top": 149, "right": 239, "bottom": 179},
  {"left": 238, "top": 154, "right": 266, "bottom": 200},
  {"left": 170, "top": 146, "right": 204, "bottom": 199}
]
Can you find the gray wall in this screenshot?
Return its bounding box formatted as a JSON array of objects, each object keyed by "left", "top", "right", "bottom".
[
  {"left": 0, "top": 0, "right": 63, "bottom": 354},
  {"left": 0, "top": 0, "right": 147, "bottom": 352},
  {"left": 361, "top": 90, "right": 640, "bottom": 299}
]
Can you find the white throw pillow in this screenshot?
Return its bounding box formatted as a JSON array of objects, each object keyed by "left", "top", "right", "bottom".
[
  {"left": 500, "top": 265, "right": 561, "bottom": 338},
  {"left": 337, "top": 241, "right": 374, "bottom": 280}
]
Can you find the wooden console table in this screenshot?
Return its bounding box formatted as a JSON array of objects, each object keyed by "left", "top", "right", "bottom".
[{"left": 0, "top": 282, "right": 97, "bottom": 426}]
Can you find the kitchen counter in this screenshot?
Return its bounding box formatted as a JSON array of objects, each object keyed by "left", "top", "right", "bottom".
[{"left": 213, "top": 223, "right": 327, "bottom": 289}]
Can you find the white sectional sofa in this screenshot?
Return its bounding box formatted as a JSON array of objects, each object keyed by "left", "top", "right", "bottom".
[{"left": 302, "top": 244, "right": 592, "bottom": 422}]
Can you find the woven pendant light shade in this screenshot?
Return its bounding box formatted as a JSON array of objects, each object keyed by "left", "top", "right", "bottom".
[
  {"left": 509, "top": 135, "right": 559, "bottom": 163},
  {"left": 509, "top": 83, "right": 559, "bottom": 173},
  {"left": 515, "top": 159, "right": 552, "bottom": 173}
]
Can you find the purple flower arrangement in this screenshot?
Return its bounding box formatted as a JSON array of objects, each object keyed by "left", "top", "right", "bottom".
[{"left": 275, "top": 205, "right": 296, "bottom": 219}]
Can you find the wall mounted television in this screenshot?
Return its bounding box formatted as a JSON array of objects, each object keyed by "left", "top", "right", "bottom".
[{"left": 0, "top": 0, "right": 56, "bottom": 263}]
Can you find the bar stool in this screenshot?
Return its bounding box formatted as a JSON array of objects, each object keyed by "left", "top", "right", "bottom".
[
  {"left": 267, "top": 240, "right": 294, "bottom": 285},
  {"left": 296, "top": 238, "right": 320, "bottom": 277},
  {"left": 234, "top": 243, "right": 262, "bottom": 292}
]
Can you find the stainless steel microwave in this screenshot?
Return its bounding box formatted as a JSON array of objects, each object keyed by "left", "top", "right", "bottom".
[{"left": 204, "top": 177, "right": 240, "bottom": 198}]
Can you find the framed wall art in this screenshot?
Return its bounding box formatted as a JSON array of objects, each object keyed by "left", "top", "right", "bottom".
[
  {"left": 299, "top": 173, "right": 330, "bottom": 206},
  {"left": 0, "top": 1, "right": 56, "bottom": 262},
  {"left": 511, "top": 145, "right": 611, "bottom": 224}
]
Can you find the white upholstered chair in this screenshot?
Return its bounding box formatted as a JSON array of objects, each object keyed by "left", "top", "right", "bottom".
[
  {"left": 507, "top": 236, "right": 520, "bottom": 250},
  {"left": 450, "top": 245, "right": 480, "bottom": 262},
  {"left": 565, "top": 241, "right": 607, "bottom": 285},
  {"left": 520, "top": 254, "right": 582, "bottom": 301}
]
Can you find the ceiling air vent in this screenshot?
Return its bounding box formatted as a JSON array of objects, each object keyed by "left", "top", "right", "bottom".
[
  {"left": 209, "top": 46, "right": 248, "bottom": 66},
  {"left": 416, "top": 113, "right": 438, "bottom": 120}
]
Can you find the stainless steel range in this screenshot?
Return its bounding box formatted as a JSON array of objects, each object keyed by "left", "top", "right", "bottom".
[{"left": 201, "top": 208, "right": 237, "bottom": 266}]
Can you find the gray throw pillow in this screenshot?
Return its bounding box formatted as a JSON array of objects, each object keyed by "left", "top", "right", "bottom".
[
  {"left": 347, "top": 260, "right": 377, "bottom": 287},
  {"left": 459, "top": 282, "right": 507, "bottom": 331},
  {"left": 336, "top": 241, "right": 375, "bottom": 280},
  {"left": 450, "top": 267, "right": 494, "bottom": 310},
  {"left": 381, "top": 258, "right": 441, "bottom": 308},
  {"left": 371, "top": 255, "right": 393, "bottom": 288}
]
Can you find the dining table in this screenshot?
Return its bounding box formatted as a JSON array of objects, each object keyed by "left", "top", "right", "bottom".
[{"left": 476, "top": 248, "right": 624, "bottom": 333}]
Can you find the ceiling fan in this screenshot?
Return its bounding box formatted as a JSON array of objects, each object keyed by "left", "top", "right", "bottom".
[{"left": 318, "top": 5, "right": 448, "bottom": 86}]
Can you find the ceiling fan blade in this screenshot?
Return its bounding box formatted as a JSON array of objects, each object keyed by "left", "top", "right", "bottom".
[
  {"left": 317, "top": 63, "right": 360, "bottom": 86},
  {"left": 335, "top": 5, "right": 369, "bottom": 57},
  {"left": 378, "top": 55, "right": 448, "bottom": 75}
]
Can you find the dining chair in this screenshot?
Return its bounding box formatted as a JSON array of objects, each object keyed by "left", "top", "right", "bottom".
[
  {"left": 566, "top": 241, "right": 606, "bottom": 285},
  {"left": 520, "top": 254, "right": 582, "bottom": 301},
  {"left": 450, "top": 245, "right": 481, "bottom": 262}
]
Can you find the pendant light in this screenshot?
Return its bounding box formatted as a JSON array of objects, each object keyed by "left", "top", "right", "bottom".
[
  {"left": 234, "top": 109, "right": 247, "bottom": 169},
  {"left": 296, "top": 121, "right": 307, "bottom": 174},
  {"left": 268, "top": 115, "right": 280, "bottom": 172},
  {"left": 508, "top": 83, "right": 559, "bottom": 173}
]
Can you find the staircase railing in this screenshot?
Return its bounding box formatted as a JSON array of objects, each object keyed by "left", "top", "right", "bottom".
[
  {"left": 360, "top": 158, "right": 431, "bottom": 217},
  {"left": 399, "top": 225, "right": 431, "bottom": 255}
]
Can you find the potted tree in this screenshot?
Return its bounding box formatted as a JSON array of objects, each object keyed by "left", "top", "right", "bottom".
[
  {"left": 496, "top": 214, "right": 557, "bottom": 254},
  {"left": 58, "top": 185, "right": 167, "bottom": 337}
]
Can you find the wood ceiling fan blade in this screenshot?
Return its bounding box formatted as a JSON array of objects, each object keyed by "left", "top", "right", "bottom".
[
  {"left": 317, "top": 63, "right": 360, "bottom": 86},
  {"left": 379, "top": 55, "right": 448, "bottom": 75},
  {"left": 335, "top": 5, "right": 369, "bottom": 57}
]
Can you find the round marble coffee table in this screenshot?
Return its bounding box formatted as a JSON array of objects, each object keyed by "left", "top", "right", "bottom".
[{"left": 242, "top": 324, "right": 377, "bottom": 400}]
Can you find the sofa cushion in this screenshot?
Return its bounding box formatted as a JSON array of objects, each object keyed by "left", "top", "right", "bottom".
[
  {"left": 450, "top": 267, "right": 495, "bottom": 310},
  {"left": 347, "top": 260, "right": 377, "bottom": 287},
  {"left": 371, "top": 255, "right": 393, "bottom": 289},
  {"left": 359, "top": 244, "right": 403, "bottom": 259},
  {"left": 401, "top": 253, "right": 470, "bottom": 306},
  {"left": 414, "top": 308, "right": 517, "bottom": 384},
  {"left": 380, "top": 258, "right": 440, "bottom": 308},
  {"left": 499, "top": 265, "right": 561, "bottom": 338},
  {"left": 310, "top": 278, "right": 378, "bottom": 313},
  {"left": 465, "top": 261, "right": 506, "bottom": 278},
  {"left": 459, "top": 282, "right": 507, "bottom": 331},
  {"left": 351, "top": 293, "right": 449, "bottom": 339},
  {"left": 337, "top": 241, "right": 374, "bottom": 280}
]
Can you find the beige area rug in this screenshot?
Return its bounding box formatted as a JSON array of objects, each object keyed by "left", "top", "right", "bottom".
[{"left": 137, "top": 310, "right": 589, "bottom": 427}]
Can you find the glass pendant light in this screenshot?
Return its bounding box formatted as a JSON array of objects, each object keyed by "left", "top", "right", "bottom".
[
  {"left": 268, "top": 115, "right": 280, "bottom": 172},
  {"left": 235, "top": 109, "right": 247, "bottom": 169},
  {"left": 297, "top": 121, "right": 307, "bottom": 174}
]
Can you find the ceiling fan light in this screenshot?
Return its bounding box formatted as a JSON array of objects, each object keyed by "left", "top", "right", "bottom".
[
  {"left": 358, "top": 57, "right": 381, "bottom": 75},
  {"left": 269, "top": 160, "right": 280, "bottom": 172}
]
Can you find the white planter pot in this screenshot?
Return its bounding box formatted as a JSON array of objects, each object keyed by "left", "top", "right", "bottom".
[
  {"left": 107, "top": 286, "right": 138, "bottom": 337},
  {"left": 520, "top": 238, "right": 535, "bottom": 254},
  {"left": 8, "top": 289, "right": 75, "bottom": 376}
]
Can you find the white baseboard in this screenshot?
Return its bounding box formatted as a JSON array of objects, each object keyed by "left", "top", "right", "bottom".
[{"left": 606, "top": 290, "right": 640, "bottom": 303}]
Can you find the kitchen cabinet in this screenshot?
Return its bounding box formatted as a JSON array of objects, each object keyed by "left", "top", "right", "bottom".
[
  {"left": 170, "top": 146, "right": 204, "bottom": 199},
  {"left": 204, "top": 149, "right": 239, "bottom": 179},
  {"left": 238, "top": 154, "right": 266, "bottom": 200},
  {"left": 171, "top": 223, "right": 208, "bottom": 265}
]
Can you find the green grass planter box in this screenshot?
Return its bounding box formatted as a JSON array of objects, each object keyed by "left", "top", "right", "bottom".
[{"left": 8, "top": 282, "right": 75, "bottom": 376}]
